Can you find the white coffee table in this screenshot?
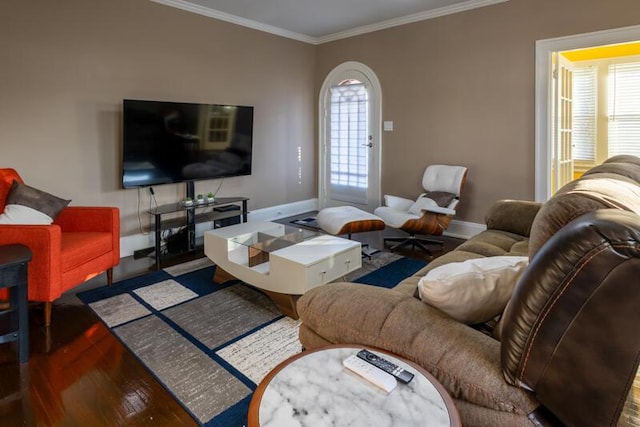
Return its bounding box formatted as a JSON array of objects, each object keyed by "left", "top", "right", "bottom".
[
  {"left": 203, "top": 221, "right": 362, "bottom": 317},
  {"left": 248, "top": 345, "right": 461, "bottom": 427}
]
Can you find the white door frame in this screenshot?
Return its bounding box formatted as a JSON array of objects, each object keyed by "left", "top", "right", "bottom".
[
  {"left": 318, "top": 61, "right": 382, "bottom": 211},
  {"left": 535, "top": 24, "right": 640, "bottom": 202},
  {"left": 552, "top": 53, "right": 575, "bottom": 194}
]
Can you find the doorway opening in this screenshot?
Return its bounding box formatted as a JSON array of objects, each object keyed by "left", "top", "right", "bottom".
[
  {"left": 318, "top": 61, "right": 382, "bottom": 212},
  {"left": 535, "top": 25, "right": 640, "bottom": 201}
]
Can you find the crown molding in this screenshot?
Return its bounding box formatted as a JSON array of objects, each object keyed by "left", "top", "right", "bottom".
[
  {"left": 316, "top": 0, "right": 510, "bottom": 44},
  {"left": 150, "top": 0, "right": 317, "bottom": 44},
  {"left": 151, "top": 0, "right": 510, "bottom": 45}
]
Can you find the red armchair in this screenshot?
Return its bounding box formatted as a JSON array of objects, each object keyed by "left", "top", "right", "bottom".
[{"left": 0, "top": 168, "right": 120, "bottom": 326}]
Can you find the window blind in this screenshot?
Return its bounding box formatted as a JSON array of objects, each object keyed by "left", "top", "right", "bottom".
[
  {"left": 572, "top": 66, "right": 597, "bottom": 161},
  {"left": 608, "top": 62, "right": 640, "bottom": 157}
]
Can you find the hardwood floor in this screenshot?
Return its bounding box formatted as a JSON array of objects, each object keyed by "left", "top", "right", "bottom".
[
  {"left": 0, "top": 216, "right": 463, "bottom": 426},
  {"left": 0, "top": 254, "right": 198, "bottom": 426}
]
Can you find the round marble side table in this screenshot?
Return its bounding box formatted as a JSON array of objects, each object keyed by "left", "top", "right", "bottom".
[{"left": 248, "top": 344, "right": 461, "bottom": 427}]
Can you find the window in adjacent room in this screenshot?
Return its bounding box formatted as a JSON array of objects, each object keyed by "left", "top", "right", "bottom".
[
  {"left": 566, "top": 44, "right": 640, "bottom": 176},
  {"left": 608, "top": 61, "right": 640, "bottom": 157},
  {"left": 571, "top": 66, "right": 597, "bottom": 163}
]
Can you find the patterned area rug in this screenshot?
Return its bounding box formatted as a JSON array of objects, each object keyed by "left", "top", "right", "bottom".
[{"left": 78, "top": 254, "right": 427, "bottom": 426}]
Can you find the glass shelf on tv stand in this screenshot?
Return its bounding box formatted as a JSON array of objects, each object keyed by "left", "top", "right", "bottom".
[
  {"left": 149, "top": 197, "right": 249, "bottom": 215},
  {"left": 230, "top": 223, "right": 321, "bottom": 271}
]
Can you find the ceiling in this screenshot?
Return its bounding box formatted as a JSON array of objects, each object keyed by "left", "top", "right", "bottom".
[{"left": 151, "top": 0, "right": 509, "bottom": 44}]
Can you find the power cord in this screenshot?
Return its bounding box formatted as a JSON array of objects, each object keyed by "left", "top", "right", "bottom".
[
  {"left": 212, "top": 178, "right": 224, "bottom": 198},
  {"left": 136, "top": 187, "right": 149, "bottom": 235},
  {"left": 149, "top": 186, "right": 158, "bottom": 209},
  {"left": 136, "top": 186, "right": 161, "bottom": 236}
]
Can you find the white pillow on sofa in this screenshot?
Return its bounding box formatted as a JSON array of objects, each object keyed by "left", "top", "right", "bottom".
[
  {"left": 0, "top": 204, "right": 54, "bottom": 224},
  {"left": 0, "top": 180, "right": 70, "bottom": 225},
  {"left": 418, "top": 256, "right": 529, "bottom": 325}
]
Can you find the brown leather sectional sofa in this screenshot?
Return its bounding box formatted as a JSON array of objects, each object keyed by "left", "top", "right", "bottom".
[{"left": 297, "top": 155, "right": 640, "bottom": 426}]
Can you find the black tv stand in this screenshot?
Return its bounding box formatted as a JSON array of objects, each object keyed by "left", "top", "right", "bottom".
[
  {"left": 148, "top": 195, "right": 248, "bottom": 270},
  {"left": 185, "top": 180, "right": 195, "bottom": 200}
]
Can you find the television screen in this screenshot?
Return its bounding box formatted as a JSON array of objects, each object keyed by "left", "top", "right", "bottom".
[{"left": 122, "top": 99, "right": 254, "bottom": 189}]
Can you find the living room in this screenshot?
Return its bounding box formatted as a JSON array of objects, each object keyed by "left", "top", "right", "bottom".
[
  {"left": 1, "top": 0, "right": 637, "bottom": 245},
  {"left": 2, "top": 0, "right": 640, "bottom": 426}
]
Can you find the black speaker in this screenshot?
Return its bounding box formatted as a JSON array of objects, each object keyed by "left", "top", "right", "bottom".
[{"left": 214, "top": 205, "right": 241, "bottom": 228}]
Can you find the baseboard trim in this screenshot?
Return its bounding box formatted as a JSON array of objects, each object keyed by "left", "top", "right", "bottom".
[
  {"left": 120, "top": 233, "right": 156, "bottom": 258},
  {"left": 120, "top": 199, "right": 483, "bottom": 257},
  {"left": 445, "top": 219, "right": 486, "bottom": 240},
  {"left": 247, "top": 198, "right": 318, "bottom": 222}
]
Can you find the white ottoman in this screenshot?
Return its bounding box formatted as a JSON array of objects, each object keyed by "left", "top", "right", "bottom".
[{"left": 316, "top": 206, "right": 385, "bottom": 257}]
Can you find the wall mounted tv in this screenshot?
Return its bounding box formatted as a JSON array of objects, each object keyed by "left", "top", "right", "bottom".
[{"left": 122, "top": 99, "right": 254, "bottom": 189}]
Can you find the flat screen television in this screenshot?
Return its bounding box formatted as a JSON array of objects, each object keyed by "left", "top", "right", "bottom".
[{"left": 122, "top": 99, "right": 254, "bottom": 189}]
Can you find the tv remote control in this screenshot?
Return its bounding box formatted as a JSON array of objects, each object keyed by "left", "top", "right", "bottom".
[
  {"left": 343, "top": 355, "right": 397, "bottom": 393},
  {"left": 357, "top": 349, "right": 415, "bottom": 384}
]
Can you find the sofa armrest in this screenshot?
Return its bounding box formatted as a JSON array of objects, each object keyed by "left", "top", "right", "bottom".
[
  {"left": 501, "top": 210, "right": 640, "bottom": 427},
  {"left": 297, "top": 283, "right": 539, "bottom": 415},
  {"left": 484, "top": 200, "right": 543, "bottom": 237},
  {"left": 0, "top": 224, "right": 63, "bottom": 301},
  {"left": 54, "top": 206, "right": 119, "bottom": 233}
]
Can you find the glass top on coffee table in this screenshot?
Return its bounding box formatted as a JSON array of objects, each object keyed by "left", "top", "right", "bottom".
[
  {"left": 229, "top": 223, "right": 321, "bottom": 265},
  {"left": 229, "top": 223, "right": 322, "bottom": 252}
]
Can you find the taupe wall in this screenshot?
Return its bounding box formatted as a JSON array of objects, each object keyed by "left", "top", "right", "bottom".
[
  {"left": 2, "top": 0, "right": 639, "bottom": 243},
  {"left": 315, "top": 0, "right": 640, "bottom": 223},
  {"left": 0, "top": 0, "right": 316, "bottom": 236}
]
